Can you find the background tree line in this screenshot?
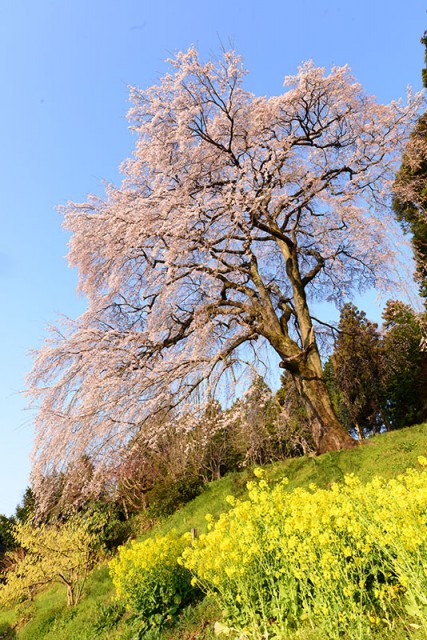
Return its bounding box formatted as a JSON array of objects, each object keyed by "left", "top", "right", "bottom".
[{"left": 325, "top": 300, "right": 427, "bottom": 439}]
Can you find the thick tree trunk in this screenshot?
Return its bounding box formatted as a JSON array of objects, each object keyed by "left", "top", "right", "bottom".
[
  {"left": 277, "top": 336, "right": 358, "bottom": 454},
  {"left": 298, "top": 372, "right": 358, "bottom": 453},
  {"left": 271, "top": 336, "right": 358, "bottom": 453},
  {"left": 271, "top": 323, "right": 358, "bottom": 452},
  {"left": 255, "top": 237, "right": 358, "bottom": 454},
  {"left": 277, "top": 345, "right": 358, "bottom": 453}
]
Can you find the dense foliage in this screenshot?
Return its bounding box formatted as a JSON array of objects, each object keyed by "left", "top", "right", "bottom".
[
  {"left": 181, "top": 463, "right": 427, "bottom": 639},
  {"left": 325, "top": 303, "right": 386, "bottom": 438},
  {"left": 393, "top": 32, "right": 427, "bottom": 303},
  {"left": 382, "top": 301, "right": 427, "bottom": 428},
  {"left": 326, "top": 301, "right": 427, "bottom": 437},
  {"left": 109, "top": 531, "right": 198, "bottom": 631},
  {"left": 0, "top": 515, "right": 100, "bottom": 607}
]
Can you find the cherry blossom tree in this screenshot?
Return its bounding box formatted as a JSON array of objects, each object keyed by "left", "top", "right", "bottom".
[{"left": 28, "top": 49, "right": 421, "bottom": 503}]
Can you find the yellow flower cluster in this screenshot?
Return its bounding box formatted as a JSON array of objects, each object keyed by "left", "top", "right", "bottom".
[
  {"left": 181, "top": 466, "right": 427, "bottom": 638},
  {"left": 109, "top": 530, "right": 193, "bottom": 625}
]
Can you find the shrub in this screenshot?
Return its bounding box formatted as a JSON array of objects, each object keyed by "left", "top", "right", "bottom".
[
  {"left": 182, "top": 463, "right": 427, "bottom": 639},
  {"left": 109, "top": 530, "right": 199, "bottom": 631},
  {"left": 147, "top": 474, "right": 203, "bottom": 518},
  {"left": 82, "top": 501, "right": 132, "bottom": 551},
  {"left": 0, "top": 515, "right": 99, "bottom": 607},
  {"left": 91, "top": 601, "right": 125, "bottom": 634}
]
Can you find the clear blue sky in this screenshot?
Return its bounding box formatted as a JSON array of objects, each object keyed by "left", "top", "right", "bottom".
[{"left": 0, "top": 0, "right": 425, "bottom": 517}]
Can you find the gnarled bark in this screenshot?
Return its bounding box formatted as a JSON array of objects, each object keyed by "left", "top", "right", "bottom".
[{"left": 278, "top": 347, "right": 357, "bottom": 453}]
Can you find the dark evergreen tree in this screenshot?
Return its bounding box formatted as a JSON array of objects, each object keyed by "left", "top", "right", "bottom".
[
  {"left": 382, "top": 300, "right": 427, "bottom": 428},
  {"left": 326, "top": 303, "right": 387, "bottom": 439},
  {"left": 14, "top": 487, "right": 36, "bottom": 523},
  {"left": 393, "top": 33, "right": 427, "bottom": 303},
  {"left": 0, "top": 515, "right": 15, "bottom": 554}
]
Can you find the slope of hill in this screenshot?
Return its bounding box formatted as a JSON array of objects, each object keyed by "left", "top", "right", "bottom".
[{"left": 0, "top": 422, "right": 426, "bottom": 640}]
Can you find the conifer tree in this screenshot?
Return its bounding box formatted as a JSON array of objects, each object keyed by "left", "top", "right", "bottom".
[
  {"left": 393, "top": 33, "right": 427, "bottom": 303},
  {"left": 326, "top": 303, "right": 386, "bottom": 439},
  {"left": 382, "top": 300, "right": 427, "bottom": 428}
]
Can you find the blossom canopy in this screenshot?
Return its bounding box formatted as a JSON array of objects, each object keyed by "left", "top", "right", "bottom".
[{"left": 28, "top": 48, "right": 422, "bottom": 505}]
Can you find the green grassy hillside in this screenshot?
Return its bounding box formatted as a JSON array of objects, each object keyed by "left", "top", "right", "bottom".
[{"left": 0, "top": 423, "right": 426, "bottom": 640}]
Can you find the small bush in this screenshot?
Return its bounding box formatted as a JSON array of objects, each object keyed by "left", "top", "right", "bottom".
[
  {"left": 109, "top": 530, "right": 200, "bottom": 631},
  {"left": 83, "top": 502, "right": 132, "bottom": 551},
  {"left": 147, "top": 474, "right": 203, "bottom": 518},
  {"left": 91, "top": 601, "right": 125, "bottom": 633}
]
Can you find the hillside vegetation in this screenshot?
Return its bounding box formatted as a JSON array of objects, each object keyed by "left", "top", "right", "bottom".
[{"left": 0, "top": 422, "right": 426, "bottom": 640}]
